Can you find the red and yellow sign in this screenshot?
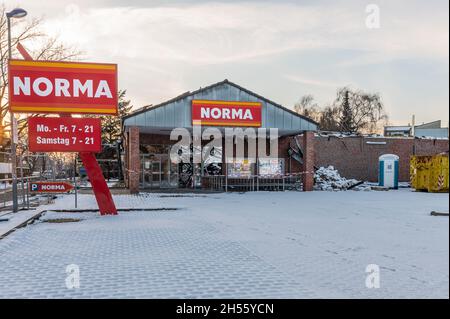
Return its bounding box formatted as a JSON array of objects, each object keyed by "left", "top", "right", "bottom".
[
  {"left": 8, "top": 59, "right": 118, "bottom": 115},
  {"left": 192, "top": 100, "right": 262, "bottom": 127}
]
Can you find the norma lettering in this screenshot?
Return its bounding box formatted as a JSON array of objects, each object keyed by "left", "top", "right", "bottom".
[
  {"left": 13, "top": 77, "right": 112, "bottom": 98},
  {"left": 42, "top": 184, "right": 66, "bottom": 191},
  {"left": 200, "top": 107, "right": 254, "bottom": 120}
]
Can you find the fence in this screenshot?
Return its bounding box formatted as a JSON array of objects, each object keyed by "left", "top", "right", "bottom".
[
  {"left": 1, "top": 151, "right": 64, "bottom": 211},
  {"left": 201, "top": 174, "right": 304, "bottom": 192},
  {"left": 0, "top": 176, "right": 42, "bottom": 211}
]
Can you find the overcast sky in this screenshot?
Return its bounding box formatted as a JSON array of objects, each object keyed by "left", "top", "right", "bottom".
[{"left": 5, "top": 0, "right": 449, "bottom": 126}]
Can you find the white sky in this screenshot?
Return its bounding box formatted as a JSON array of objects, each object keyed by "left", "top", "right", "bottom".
[{"left": 5, "top": 0, "right": 449, "bottom": 126}]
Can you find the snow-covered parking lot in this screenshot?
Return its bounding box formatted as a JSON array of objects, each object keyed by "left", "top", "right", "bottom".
[{"left": 0, "top": 189, "right": 448, "bottom": 298}]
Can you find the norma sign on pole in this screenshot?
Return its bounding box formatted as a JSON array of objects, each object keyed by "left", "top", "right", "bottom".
[
  {"left": 192, "top": 100, "right": 262, "bottom": 127},
  {"left": 8, "top": 59, "right": 118, "bottom": 115},
  {"left": 29, "top": 181, "right": 74, "bottom": 193},
  {"left": 10, "top": 48, "right": 118, "bottom": 216},
  {"left": 28, "top": 117, "right": 101, "bottom": 153}
]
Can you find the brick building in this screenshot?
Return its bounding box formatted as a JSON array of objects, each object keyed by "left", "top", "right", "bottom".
[
  {"left": 122, "top": 80, "right": 318, "bottom": 193},
  {"left": 314, "top": 135, "right": 449, "bottom": 182}
]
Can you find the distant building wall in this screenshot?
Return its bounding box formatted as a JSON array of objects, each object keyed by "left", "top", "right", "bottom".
[
  {"left": 384, "top": 126, "right": 411, "bottom": 137},
  {"left": 414, "top": 128, "right": 448, "bottom": 139},
  {"left": 384, "top": 120, "right": 448, "bottom": 139},
  {"left": 314, "top": 136, "right": 449, "bottom": 182},
  {"left": 415, "top": 120, "right": 441, "bottom": 129}
]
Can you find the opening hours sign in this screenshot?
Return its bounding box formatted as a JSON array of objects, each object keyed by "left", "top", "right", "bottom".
[{"left": 28, "top": 117, "right": 102, "bottom": 153}]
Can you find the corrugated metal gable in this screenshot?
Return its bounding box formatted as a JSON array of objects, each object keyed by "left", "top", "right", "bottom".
[{"left": 123, "top": 81, "right": 318, "bottom": 132}]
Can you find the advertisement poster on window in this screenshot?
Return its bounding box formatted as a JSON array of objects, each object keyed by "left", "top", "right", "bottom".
[
  {"left": 227, "top": 158, "right": 254, "bottom": 178},
  {"left": 258, "top": 159, "right": 284, "bottom": 176}
]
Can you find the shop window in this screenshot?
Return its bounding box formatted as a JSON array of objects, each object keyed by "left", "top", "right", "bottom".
[
  {"left": 227, "top": 158, "right": 254, "bottom": 178},
  {"left": 258, "top": 158, "right": 285, "bottom": 176},
  {"left": 202, "top": 146, "right": 222, "bottom": 176}
]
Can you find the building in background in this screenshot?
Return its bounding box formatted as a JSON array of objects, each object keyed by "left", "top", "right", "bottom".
[
  {"left": 414, "top": 121, "right": 448, "bottom": 139},
  {"left": 384, "top": 120, "right": 448, "bottom": 138},
  {"left": 384, "top": 125, "right": 413, "bottom": 137}
]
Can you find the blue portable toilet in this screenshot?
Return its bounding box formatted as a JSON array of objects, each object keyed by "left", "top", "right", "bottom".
[{"left": 378, "top": 154, "right": 399, "bottom": 189}]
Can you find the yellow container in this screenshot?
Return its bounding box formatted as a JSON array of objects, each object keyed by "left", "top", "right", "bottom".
[
  {"left": 410, "top": 154, "right": 449, "bottom": 193},
  {"left": 429, "top": 154, "right": 449, "bottom": 192}
]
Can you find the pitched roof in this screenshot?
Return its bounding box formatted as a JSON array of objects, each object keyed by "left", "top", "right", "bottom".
[{"left": 122, "top": 79, "right": 318, "bottom": 126}]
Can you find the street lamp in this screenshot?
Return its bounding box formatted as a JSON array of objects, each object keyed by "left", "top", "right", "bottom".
[
  {"left": 6, "top": 8, "right": 27, "bottom": 19},
  {"left": 6, "top": 8, "right": 27, "bottom": 213}
]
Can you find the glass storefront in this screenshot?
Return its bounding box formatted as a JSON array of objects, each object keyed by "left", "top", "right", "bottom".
[
  {"left": 141, "top": 143, "right": 284, "bottom": 188},
  {"left": 140, "top": 144, "right": 224, "bottom": 189}
]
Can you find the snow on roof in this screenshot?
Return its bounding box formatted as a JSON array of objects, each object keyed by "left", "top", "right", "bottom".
[{"left": 384, "top": 126, "right": 411, "bottom": 131}]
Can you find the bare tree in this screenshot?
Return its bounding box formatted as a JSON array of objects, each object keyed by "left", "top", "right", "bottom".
[
  {"left": 294, "top": 95, "right": 322, "bottom": 123},
  {"left": 334, "top": 87, "right": 388, "bottom": 134},
  {"left": 0, "top": 4, "right": 82, "bottom": 146},
  {"left": 319, "top": 105, "right": 341, "bottom": 131},
  {"left": 295, "top": 88, "right": 389, "bottom": 133},
  {"left": 1, "top": 4, "right": 82, "bottom": 177}
]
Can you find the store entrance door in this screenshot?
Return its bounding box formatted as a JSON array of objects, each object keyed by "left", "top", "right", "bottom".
[
  {"left": 141, "top": 154, "right": 178, "bottom": 189},
  {"left": 141, "top": 154, "right": 159, "bottom": 189}
]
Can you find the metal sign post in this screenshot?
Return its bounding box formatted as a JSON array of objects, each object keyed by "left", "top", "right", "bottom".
[{"left": 73, "top": 156, "right": 78, "bottom": 209}]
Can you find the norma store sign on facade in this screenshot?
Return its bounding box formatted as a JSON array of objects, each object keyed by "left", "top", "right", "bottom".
[{"left": 192, "top": 100, "right": 262, "bottom": 127}]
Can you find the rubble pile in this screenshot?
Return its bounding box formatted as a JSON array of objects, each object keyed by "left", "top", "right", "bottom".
[{"left": 314, "top": 166, "right": 370, "bottom": 191}]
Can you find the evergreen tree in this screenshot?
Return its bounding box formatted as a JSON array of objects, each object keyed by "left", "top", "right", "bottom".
[
  {"left": 340, "top": 89, "right": 354, "bottom": 133},
  {"left": 101, "top": 90, "right": 132, "bottom": 144}
]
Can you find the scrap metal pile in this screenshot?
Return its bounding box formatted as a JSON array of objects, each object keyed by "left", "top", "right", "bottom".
[{"left": 314, "top": 166, "right": 370, "bottom": 191}]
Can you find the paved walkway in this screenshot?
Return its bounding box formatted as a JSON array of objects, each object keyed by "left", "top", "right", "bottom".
[{"left": 0, "top": 191, "right": 448, "bottom": 298}]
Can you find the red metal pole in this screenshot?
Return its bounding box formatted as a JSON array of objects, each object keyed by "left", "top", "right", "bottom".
[
  {"left": 17, "top": 43, "right": 33, "bottom": 60},
  {"left": 17, "top": 42, "right": 117, "bottom": 215},
  {"left": 79, "top": 152, "right": 117, "bottom": 214}
]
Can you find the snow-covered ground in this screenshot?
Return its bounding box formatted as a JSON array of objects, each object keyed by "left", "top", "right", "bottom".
[{"left": 0, "top": 190, "right": 448, "bottom": 298}]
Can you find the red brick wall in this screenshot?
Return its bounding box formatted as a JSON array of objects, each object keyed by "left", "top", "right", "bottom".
[
  {"left": 302, "top": 132, "right": 315, "bottom": 191},
  {"left": 314, "top": 136, "right": 449, "bottom": 182},
  {"left": 127, "top": 127, "right": 140, "bottom": 193}
]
